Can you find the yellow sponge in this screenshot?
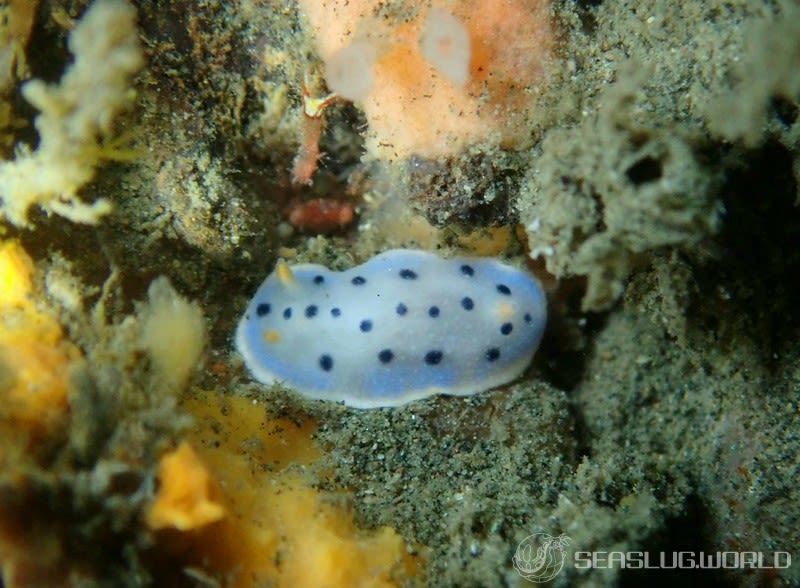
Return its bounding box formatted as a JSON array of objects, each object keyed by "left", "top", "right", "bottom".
[
  {"left": 0, "top": 241, "right": 80, "bottom": 440},
  {"left": 149, "top": 391, "right": 421, "bottom": 587}
]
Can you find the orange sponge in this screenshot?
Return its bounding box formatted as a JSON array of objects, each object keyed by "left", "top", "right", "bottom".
[
  {"left": 0, "top": 241, "right": 80, "bottom": 441},
  {"left": 150, "top": 392, "right": 420, "bottom": 587},
  {"left": 145, "top": 442, "right": 226, "bottom": 532},
  {"left": 300, "top": 0, "right": 552, "bottom": 161}
]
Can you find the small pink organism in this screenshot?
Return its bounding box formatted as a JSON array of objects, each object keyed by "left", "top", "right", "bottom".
[
  {"left": 290, "top": 77, "right": 338, "bottom": 186},
  {"left": 286, "top": 197, "right": 355, "bottom": 234}
]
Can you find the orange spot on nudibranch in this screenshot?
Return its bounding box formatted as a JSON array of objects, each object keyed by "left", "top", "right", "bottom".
[
  {"left": 496, "top": 302, "right": 515, "bottom": 321},
  {"left": 262, "top": 329, "right": 281, "bottom": 344}
]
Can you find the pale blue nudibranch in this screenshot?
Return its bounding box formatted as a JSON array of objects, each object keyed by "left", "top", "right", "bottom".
[{"left": 236, "top": 249, "right": 547, "bottom": 408}]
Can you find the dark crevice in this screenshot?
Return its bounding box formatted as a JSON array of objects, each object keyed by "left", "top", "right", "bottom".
[
  {"left": 690, "top": 140, "right": 800, "bottom": 367},
  {"left": 620, "top": 494, "right": 740, "bottom": 588},
  {"left": 771, "top": 96, "right": 798, "bottom": 127},
  {"left": 626, "top": 156, "right": 664, "bottom": 185}
]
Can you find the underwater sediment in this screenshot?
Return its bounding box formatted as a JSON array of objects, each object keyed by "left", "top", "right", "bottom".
[{"left": 0, "top": 1, "right": 798, "bottom": 586}]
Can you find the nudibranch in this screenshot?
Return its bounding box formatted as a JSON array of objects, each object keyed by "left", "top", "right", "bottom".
[{"left": 236, "top": 249, "right": 546, "bottom": 408}]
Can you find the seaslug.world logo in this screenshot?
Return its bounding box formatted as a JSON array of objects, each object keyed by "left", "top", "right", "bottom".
[{"left": 513, "top": 533, "right": 572, "bottom": 583}]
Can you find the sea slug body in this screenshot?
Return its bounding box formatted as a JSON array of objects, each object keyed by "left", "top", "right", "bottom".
[{"left": 236, "top": 250, "right": 547, "bottom": 408}]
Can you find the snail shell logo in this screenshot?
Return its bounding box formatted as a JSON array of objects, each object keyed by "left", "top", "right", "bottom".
[{"left": 513, "top": 533, "right": 571, "bottom": 583}]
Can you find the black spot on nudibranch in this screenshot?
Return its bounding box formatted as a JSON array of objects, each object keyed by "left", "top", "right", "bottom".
[
  {"left": 428, "top": 306, "right": 440, "bottom": 318},
  {"left": 461, "top": 297, "right": 474, "bottom": 310},
  {"left": 496, "top": 284, "right": 511, "bottom": 295},
  {"left": 351, "top": 276, "right": 367, "bottom": 285},
  {"left": 486, "top": 348, "right": 500, "bottom": 362},
  {"left": 256, "top": 303, "right": 271, "bottom": 317},
  {"left": 501, "top": 322, "right": 513, "bottom": 335},
  {"left": 378, "top": 349, "right": 394, "bottom": 364},
  {"left": 313, "top": 275, "right": 325, "bottom": 285},
  {"left": 319, "top": 354, "right": 333, "bottom": 371},
  {"left": 460, "top": 264, "right": 475, "bottom": 276},
  {"left": 305, "top": 305, "right": 318, "bottom": 318},
  {"left": 424, "top": 350, "right": 443, "bottom": 365},
  {"left": 283, "top": 307, "right": 292, "bottom": 319},
  {"left": 399, "top": 269, "right": 418, "bottom": 280},
  {"left": 396, "top": 303, "right": 408, "bottom": 316},
  {"left": 360, "top": 319, "right": 373, "bottom": 332},
  {"left": 524, "top": 312, "right": 532, "bottom": 323},
  {"left": 331, "top": 308, "right": 341, "bottom": 317}
]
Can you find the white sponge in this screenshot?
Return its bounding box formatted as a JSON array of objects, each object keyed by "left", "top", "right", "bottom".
[
  {"left": 419, "top": 8, "right": 471, "bottom": 87},
  {"left": 324, "top": 40, "right": 376, "bottom": 101}
]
